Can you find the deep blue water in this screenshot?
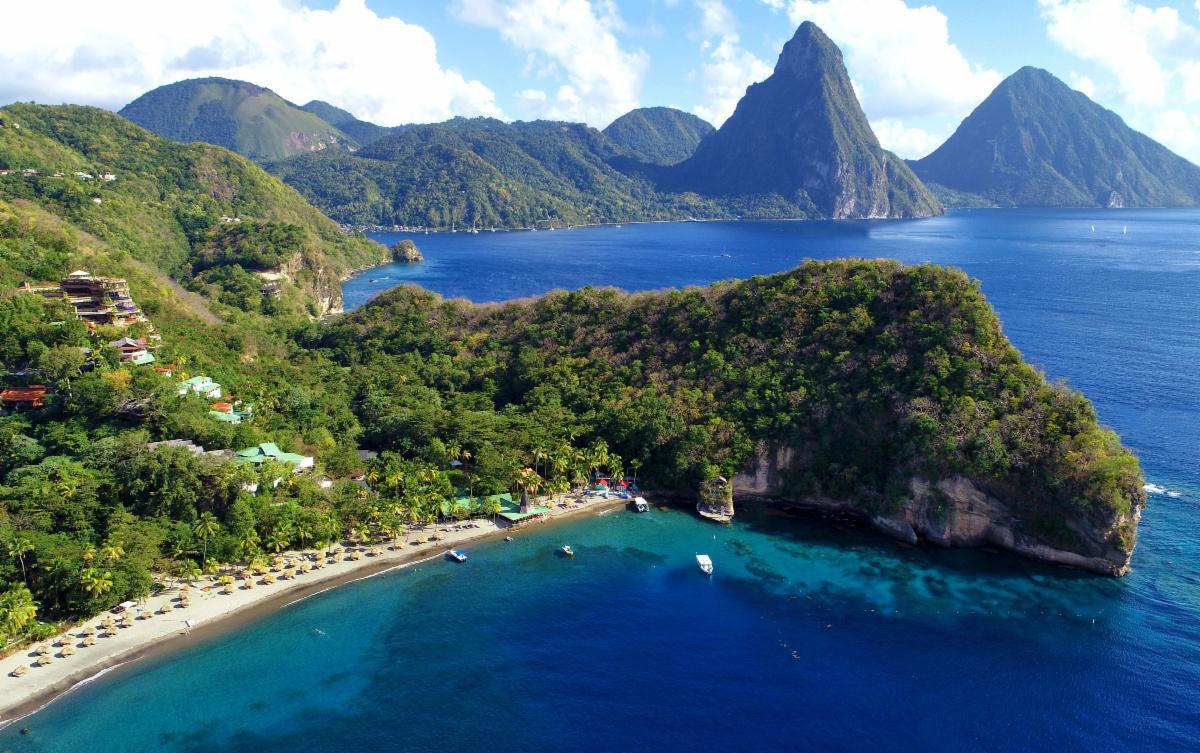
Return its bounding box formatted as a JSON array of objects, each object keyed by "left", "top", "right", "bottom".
[{"left": 4, "top": 209, "right": 1199, "bottom": 752}]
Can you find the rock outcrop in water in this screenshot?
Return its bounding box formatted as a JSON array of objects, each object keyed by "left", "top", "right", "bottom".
[
  {"left": 390, "top": 239, "right": 424, "bottom": 263},
  {"left": 697, "top": 476, "right": 735, "bottom": 523}
]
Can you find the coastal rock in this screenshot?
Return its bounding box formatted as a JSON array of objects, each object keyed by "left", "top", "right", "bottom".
[
  {"left": 390, "top": 239, "right": 424, "bottom": 263},
  {"left": 697, "top": 476, "right": 735, "bottom": 523},
  {"left": 733, "top": 445, "right": 1142, "bottom": 576}
]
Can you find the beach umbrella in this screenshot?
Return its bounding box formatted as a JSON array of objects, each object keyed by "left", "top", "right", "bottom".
[
  {"left": 11, "top": 665, "right": 28, "bottom": 677},
  {"left": 80, "top": 625, "right": 96, "bottom": 637},
  {"left": 36, "top": 644, "right": 50, "bottom": 656},
  {"left": 223, "top": 583, "right": 234, "bottom": 594},
  {"left": 82, "top": 636, "right": 96, "bottom": 647},
  {"left": 370, "top": 546, "right": 382, "bottom": 557},
  {"left": 158, "top": 603, "right": 172, "bottom": 615},
  {"left": 244, "top": 576, "right": 255, "bottom": 589},
  {"left": 263, "top": 573, "right": 276, "bottom": 584},
  {"left": 61, "top": 645, "right": 76, "bottom": 657},
  {"left": 121, "top": 613, "right": 134, "bottom": 627},
  {"left": 350, "top": 550, "right": 362, "bottom": 560},
  {"left": 35, "top": 655, "right": 52, "bottom": 667}
]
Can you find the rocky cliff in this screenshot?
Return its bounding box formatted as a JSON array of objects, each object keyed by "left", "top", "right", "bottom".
[{"left": 733, "top": 444, "right": 1142, "bottom": 575}]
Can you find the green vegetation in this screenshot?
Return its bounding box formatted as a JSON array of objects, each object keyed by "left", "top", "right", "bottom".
[
  {"left": 602, "top": 107, "right": 714, "bottom": 166},
  {"left": 910, "top": 67, "right": 1200, "bottom": 207},
  {"left": 299, "top": 100, "right": 390, "bottom": 147},
  {"left": 119, "top": 77, "right": 355, "bottom": 162}
]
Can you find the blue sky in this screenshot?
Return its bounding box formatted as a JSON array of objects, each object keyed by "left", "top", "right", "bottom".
[{"left": 3, "top": 0, "right": 1199, "bottom": 161}]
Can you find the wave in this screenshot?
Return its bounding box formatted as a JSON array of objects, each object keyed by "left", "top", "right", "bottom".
[
  {"left": 1144, "top": 483, "right": 1183, "bottom": 498},
  {"left": 0, "top": 658, "right": 140, "bottom": 730}
]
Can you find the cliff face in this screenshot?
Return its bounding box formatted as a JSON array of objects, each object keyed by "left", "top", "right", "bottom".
[
  {"left": 275, "top": 251, "right": 344, "bottom": 317},
  {"left": 734, "top": 444, "right": 1143, "bottom": 575}
]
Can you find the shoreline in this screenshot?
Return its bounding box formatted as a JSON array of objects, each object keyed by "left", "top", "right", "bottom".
[{"left": 0, "top": 494, "right": 631, "bottom": 726}]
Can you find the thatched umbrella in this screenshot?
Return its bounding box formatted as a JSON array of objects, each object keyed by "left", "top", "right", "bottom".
[
  {"left": 60, "top": 644, "right": 77, "bottom": 657},
  {"left": 298, "top": 562, "right": 311, "bottom": 573},
  {"left": 332, "top": 546, "right": 345, "bottom": 558},
  {"left": 80, "top": 625, "right": 96, "bottom": 637},
  {"left": 120, "top": 613, "right": 134, "bottom": 628},
  {"left": 369, "top": 546, "right": 382, "bottom": 557},
  {"left": 272, "top": 556, "right": 285, "bottom": 571},
  {"left": 350, "top": 550, "right": 362, "bottom": 561},
  {"left": 178, "top": 597, "right": 191, "bottom": 609},
  {"left": 141, "top": 608, "right": 154, "bottom": 619},
  {"left": 11, "top": 664, "right": 28, "bottom": 677},
  {"left": 82, "top": 635, "right": 96, "bottom": 647},
  {"left": 36, "top": 644, "right": 51, "bottom": 656},
  {"left": 157, "top": 603, "right": 172, "bottom": 615},
  {"left": 223, "top": 583, "right": 235, "bottom": 594},
  {"left": 262, "top": 573, "right": 276, "bottom": 585},
  {"left": 243, "top": 576, "right": 256, "bottom": 589},
  {"left": 35, "top": 654, "right": 52, "bottom": 667}
]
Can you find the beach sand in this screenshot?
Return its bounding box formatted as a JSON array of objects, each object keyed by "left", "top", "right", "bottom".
[{"left": 0, "top": 493, "right": 631, "bottom": 725}]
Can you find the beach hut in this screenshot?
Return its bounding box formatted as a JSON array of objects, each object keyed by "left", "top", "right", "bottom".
[{"left": 11, "top": 665, "right": 28, "bottom": 677}]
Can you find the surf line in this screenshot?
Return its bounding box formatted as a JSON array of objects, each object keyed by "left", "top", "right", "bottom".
[{"left": 0, "top": 658, "right": 143, "bottom": 731}]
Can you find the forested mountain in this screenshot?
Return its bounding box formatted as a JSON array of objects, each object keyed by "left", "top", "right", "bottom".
[
  {"left": 267, "top": 117, "right": 776, "bottom": 228},
  {"left": 665, "top": 22, "right": 941, "bottom": 219},
  {"left": 910, "top": 67, "right": 1200, "bottom": 207},
  {"left": 313, "top": 260, "right": 1143, "bottom": 574},
  {"left": 300, "top": 100, "right": 391, "bottom": 147},
  {"left": 602, "top": 107, "right": 714, "bottom": 165},
  {"left": 119, "top": 78, "right": 356, "bottom": 162},
  {"left": 0, "top": 103, "right": 385, "bottom": 317}
]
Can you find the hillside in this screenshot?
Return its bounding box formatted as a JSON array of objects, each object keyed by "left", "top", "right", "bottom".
[
  {"left": 267, "top": 117, "right": 774, "bottom": 228},
  {"left": 119, "top": 78, "right": 355, "bottom": 163},
  {"left": 665, "top": 23, "right": 941, "bottom": 218},
  {"left": 0, "top": 103, "right": 386, "bottom": 317},
  {"left": 300, "top": 100, "right": 391, "bottom": 147},
  {"left": 602, "top": 107, "right": 714, "bottom": 165},
  {"left": 313, "top": 259, "right": 1144, "bottom": 574},
  {"left": 911, "top": 67, "right": 1200, "bottom": 207}
]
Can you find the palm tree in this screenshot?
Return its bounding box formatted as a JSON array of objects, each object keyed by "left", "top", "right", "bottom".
[
  {"left": 0, "top": 584, "right": 38, "bottom": 638},
  {"left": 80, "top": 568, "right": 113, "bottom": 600},
  {"left": 193, "top": 512, "right": 220, "bottom": 565},
  {"left": 532, "top": 445, "right": 550, "bottom": 480},
  {"left": 7, "top": 536, "right": 33, "bottom": 587},
  {"left": 99, "top": 540, "right": 125, "bottom": 563},
  {"left": 239, "top": 528, "right": 261, "bottom": 559},
  {"left": 269, "top": 533, "right": 290, "bottom": 554}
]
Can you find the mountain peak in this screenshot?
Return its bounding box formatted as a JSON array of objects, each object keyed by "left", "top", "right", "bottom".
[
  {"left": 666, "top": 21, "right": 941, "bottom": 219},
  {"left": 911, "top": 67, "right": 1200, "bottom": 206},
  {"left": 774, "top": 20, "right": 842, "bottom": 77}
]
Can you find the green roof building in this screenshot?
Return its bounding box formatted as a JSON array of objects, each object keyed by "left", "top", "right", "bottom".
[{"left": 234, "top": 442, "right": 314, "bottom": 471}]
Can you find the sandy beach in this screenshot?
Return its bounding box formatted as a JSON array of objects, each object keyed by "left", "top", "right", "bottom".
[{"left": 0, "top": 493, "right": 631, "bottom": 725}]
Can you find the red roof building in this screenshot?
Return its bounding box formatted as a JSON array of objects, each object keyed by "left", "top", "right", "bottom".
[{"left": 1, "top": 386, "right": 48, "bottom": 410}]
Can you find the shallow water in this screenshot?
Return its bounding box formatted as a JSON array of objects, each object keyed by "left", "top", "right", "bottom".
[{"left": 4, "top": 209, "right": 1199, "bottom": 751}]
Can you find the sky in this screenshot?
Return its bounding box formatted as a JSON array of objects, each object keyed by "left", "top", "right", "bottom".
[{"left": 2, "top": 0, "right": 1199, "bottom": 162}]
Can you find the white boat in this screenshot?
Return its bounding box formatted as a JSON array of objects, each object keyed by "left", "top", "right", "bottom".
[
  {"left": 633, "top": 496, "right": 649, "bottom": 512},
  {"left": 561, "top": 545, "right": 575, "bottom": 558},
  {"left": 446, "top": 550, "right": 468, "bottom": 563},
  {"left": 696, "top": 554, "right": 713, "bottom": 575}
]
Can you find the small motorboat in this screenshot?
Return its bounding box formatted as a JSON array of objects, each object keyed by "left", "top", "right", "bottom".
[
  {"left": 446, "top": 550, "right": 468, "bottom": 563},
  {"left": 560, "top": 545, "right": 575, "bottom": 558},
  {"left": 505, "top": 536, "right": 514, "bottom": 542},
  {"left": 696, "top": 554, "right": 713, "bottom": 575}
]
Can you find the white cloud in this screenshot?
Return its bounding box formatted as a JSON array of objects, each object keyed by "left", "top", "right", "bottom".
[
  {"left": 692, "top": 0, "right": 772, "bottom": 126},
  {"left": 1038, "top": 0, "right": 1197, "bottom": 106},
  {"left": 766, "top": 0, "right": 1002, "bottom": 121},
  {"left": 1038, "top": 0, "right": 1200, "bottom": 163},
  {"left": 869, "top": 118, "right": 946, "bottom": 158},
  {"left": 0, "top": 0, "right": 502, "bottom": 126},
  {"left": 1069, "top": 72, "right": 1098, "bottom": 98},
  {"left": 451, "top": 0, "right": 648, "bottom": 124}
]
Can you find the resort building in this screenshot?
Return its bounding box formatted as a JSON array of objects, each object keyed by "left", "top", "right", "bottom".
[
  {"left": 178, "top": 375, "right": 221, "bottom": 399},
  {"left": 0, "top": 386, "right": 48, "bottom": 411},
  {"left": 444, "top": 493, "right": 550, "bottom": 525},
  {"left": 20, "top": 270, "right": 151, "bottom": 330},
  {"left": 109, "top": 336, "right": 156, "bottom": 365},
  {"left": 234, "top": 442, "right": 314, "bottom": 472},
  {"left": 209, "top": 401, "right": 252, "bottom": 424}
]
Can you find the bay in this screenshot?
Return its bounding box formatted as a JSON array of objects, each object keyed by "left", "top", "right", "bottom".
[{"left": 4, "top": 208, "right": 1198, "bottom": 752}]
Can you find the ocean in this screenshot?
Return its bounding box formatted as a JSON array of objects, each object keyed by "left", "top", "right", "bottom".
[{"left": 3, "top": 209, "right": 1197, "bottom": 752}]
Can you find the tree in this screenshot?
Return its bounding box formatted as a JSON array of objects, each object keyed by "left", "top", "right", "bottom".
[
  {"left": 37, "top": 345, "right": 87, "bottom": 400},
  {"left": 80, "top": 567, "right": 114, "bottom": 600},
  {"left": 100, "top": 540, "right": 125, "bottom": 563},
  {"left": 239, "top": 528, "right": 261, "bottom": 559},
  {"left": 193, "top": 512, "right": 220, "bottom": 565},
  {"left": 0, "top": 584, "right": 38, "bottom": 638},
  {"left": 7, "top": 536, "right": 33, "bottom": 587}
]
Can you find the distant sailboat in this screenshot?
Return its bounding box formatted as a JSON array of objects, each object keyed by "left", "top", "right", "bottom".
[
  {"left": 1090, "top": 225, "right": 1095, "bottom": 232},
  {"left": 1123, "top": 225, "right": 1128, "bottom": 235}
]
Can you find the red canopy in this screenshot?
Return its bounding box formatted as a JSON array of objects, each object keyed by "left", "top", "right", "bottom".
[
  {"left": 597, "top": 478, "right": 609, "bottom": 486},
  {"left": 617, "top": 480, "right": 629, "bottom": 487}
]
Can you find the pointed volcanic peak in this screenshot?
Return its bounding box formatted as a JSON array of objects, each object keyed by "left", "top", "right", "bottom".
[
  {"left": 667, "top": 22, "right": 941, "bottom": 219},
  {"left": 119, "top": 78, "right": 355, "bottom": 162},
  {"left": 911, "top": 67, "right": 1200, "bottom": 207},
  {"left": 602, "top": 107, "right": 715, "bottom": 166}
]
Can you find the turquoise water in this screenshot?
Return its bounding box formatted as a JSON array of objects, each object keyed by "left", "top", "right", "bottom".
[{"left": 4, "top": 209, "right": 1199, "bottom": 751}]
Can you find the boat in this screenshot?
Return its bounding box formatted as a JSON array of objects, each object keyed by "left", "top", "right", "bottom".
[
  {"left": 632, "top": 496, "right": 649, "bottom": 513},
  {"left": 446, "top": 550, "right": 468, "bottom": 563},
  {"left": 504, "top": 536, "right": 514, "bottom": 542},
  {"left": 561, "top": 545, "right": 575, "bottom": 558},
  {"left": 696, "top": 554, "right": 713, "bottom": 575}
]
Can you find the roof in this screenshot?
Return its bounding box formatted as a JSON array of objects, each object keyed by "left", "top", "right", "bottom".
[
  {"left": 109, "top": 337, "right": 143, "bottom": 348},
  {"left": 1, "top": 387, "right": 47, "bottom": 400},
  {"left": 211, "top": 402, "right": 233, "bottom": 412},
  {"left": 130, "top": 353, "right": 156, "bottom": 365},
  {"left": 180, "top": 375, "right": 211, "bottom": 386},
  {"left": 234, "top": 442, "right": 310, "bottom": 467},
  {"left": 448, "top": 493, "right": 551, "bottom": 522},
  {"left": 209, "top": 411, "right": 242, "bottom": 423}
]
